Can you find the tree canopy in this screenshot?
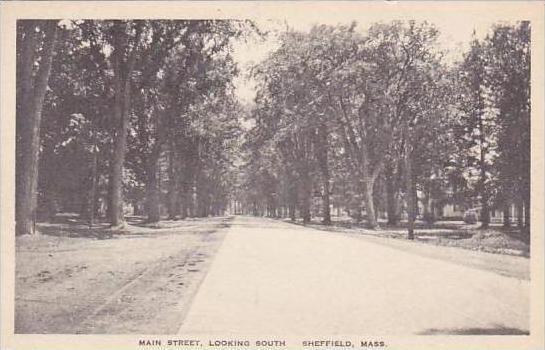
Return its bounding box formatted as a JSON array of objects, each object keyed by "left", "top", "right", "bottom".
[{"left": 16, "top": 19, "right": 531, "bottom": 238}]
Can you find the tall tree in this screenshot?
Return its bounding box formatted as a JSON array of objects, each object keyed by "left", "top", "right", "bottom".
[
  {"left": 487, "top": 22, "right": 531, "bottom": 232},
  {"left": 458, "top": 35, "right": 497, "bottom": 229},
  {"left": 16, "top": 20, "right": 59, "bottom": 235},
  {"left": 106, "top": 20, "right": 144, "bottom": 227}
]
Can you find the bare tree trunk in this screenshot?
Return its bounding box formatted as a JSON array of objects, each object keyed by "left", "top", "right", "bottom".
[
  {"left": 404, "top": 149, "right": 415, "bottom": 240},
  {"left": 503, "top": 202, "right": 511, "bottom": 228},
  {"left": 289, "top": 177, "right": 297, "bottom": 221},
  {"left": 146, "top": 150, "right": 161, "bottom": 222},
  {"left": 289, "top": 199, "right": 296, "bottom": 222},
  {"left": 108, "top": 21, "right": 142, "bottom": 228},
  {"left": 385, "top": 164, "right": 399, "bottom": 225},
  {"left": 478, "top": 117, "right": 490, "bottom": 229},
  {"left": 88, "top": 145, "right": 99, "bottom": 227},
  {"left": 16, "top": 20, "right": 58, "bottom": 236},
  {"left": 180, "top": 182, "right": 188, "bottom": 219},
  {"left": 354, "top": 205, "right": 362, "bottom": 222},
  {"left": 517, "top": 198, "right": 524, "bottom": 230},
  {"left": 167, "top": 142, "right": 179, "bottom": 219},
  {"left": 146, "top": 107, "right": 163, "bottom": 222},
  {"left": 188, "top": 180, "right": 196, "bottom": 218},
  {"left": 363, "top": 176, "right": 377, "bottom": 228},
  {"left": 108, "top": 78, "right": 129, "bottom": 227},
  {"left": 322, "top": 179, "right": 331, "bottom": 225},
  {"left": 300, "top": 174, "right": 312, "bottom": 224},
  {"left": 412, "top": 170, "right": 418, "bottom": 219},
  {"left": 315, "top": 125, "right": 331, "bottom": 225},
  {"left": 524, "top": 196, "right": 530, "bottom": 232}
]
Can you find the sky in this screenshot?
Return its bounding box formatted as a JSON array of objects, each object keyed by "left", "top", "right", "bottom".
[{"left": 231, "top": 16, "right": 510, "bottom": 105}]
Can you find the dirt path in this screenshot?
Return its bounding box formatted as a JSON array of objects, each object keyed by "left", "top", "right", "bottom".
[{"left": 15, "top": 217, "right": 231, "bottom": 334}]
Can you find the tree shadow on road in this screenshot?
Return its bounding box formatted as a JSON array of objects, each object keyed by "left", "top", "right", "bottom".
[{"left": 418, "top": 326, "right": 529, "bottom": 335}]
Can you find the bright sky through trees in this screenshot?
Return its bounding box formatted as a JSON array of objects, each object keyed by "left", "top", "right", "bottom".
[{"left": 232, "top": 17, "right": 510, "bottom": 105}]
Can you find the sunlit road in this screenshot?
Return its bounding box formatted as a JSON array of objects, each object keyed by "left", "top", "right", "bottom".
[{"left": 178, "top": 216, "right": 529, "bottom": 335}]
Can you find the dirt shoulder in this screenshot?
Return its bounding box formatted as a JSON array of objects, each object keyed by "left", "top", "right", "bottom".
[
  {"left": 15, "top": 216, "right": 231, "bottom": 334},
  {"left": 272, "top": 218, "right": 530, "bottom": 281}
]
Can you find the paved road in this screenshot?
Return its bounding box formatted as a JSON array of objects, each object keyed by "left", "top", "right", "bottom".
[{"left": 178, "top": 216, "right": 529, "bottom": 335}]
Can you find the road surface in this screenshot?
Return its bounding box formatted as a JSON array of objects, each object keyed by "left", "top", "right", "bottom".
[{"left": 178, "top": 216, "right": 529, "bottom": 335}]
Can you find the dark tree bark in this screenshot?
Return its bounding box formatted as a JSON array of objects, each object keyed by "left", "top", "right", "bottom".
[
  {"left": 477, "top": 113, "right": 490, "bottom": 229},
  {"left": 524, "top": 196, "right": 530, "bottom": 231},
  {"left": 404, "top": 147, "right": 415, "bottom": 240},
  {"left": 88, "top": 142, "right": 99, "bottom": 226},
  {"left": 354, "top": 204, "right": 363, "bottom": 223},
  {"left": 300, "top": 173, "right": 312, "bottom": 224},
  {"left": 289, "top": 132, "right": 313, "bottom": 224},
  {"left": 146, "top": 149, "right": 161, "bottom": 222},
  {"left": 188, "top": 179, "right": 196, "bottom": 218},
  {"left": 179, "top": 181, "right": 189, "bottom": 219},
  {"left": 335, "top": 123, "right": 381, "bottom": 228},
  {"left": 363, "top": 174, "right": 377, "bottom": 228},
  {"left": 16, "top": 20, "right": 58, "bottom": 236},
  {"left": 411, "top": 170, "right": 418, "bottom": 220},
  {"left": 108, "top": 74, "right": 129, "bottom": 226},
  {"left": 288, "top": 173, "right": 298, "bottom": 221},
  {"left": 108, "top": 21, "right": 143, "bottom": 228},
  {"left": 385, "top": 164, "right": 399, "bottom": 225},
  {"left": 145, "top": 109, "right": 163, "bottom": 222},
  {"left": 503, "top": 202, "right": 511, "bottom": 228},
  {"left": 167, "top": 141, "right": 180, "bottom": 219},
  {"left": 289, "top": 193, "right": 297, "bottom": 222},
  {"left": 315, "top": 124, "right": 331, "bottom": 225},
  {"left": 332, "top": 94, "right": 386, "bottom": 229},
  {"left": 517, "top": 198, "right": 524, "bottom": 229},
  {"left": 422, "top": 185, "right": 432, "bottom": 224}
]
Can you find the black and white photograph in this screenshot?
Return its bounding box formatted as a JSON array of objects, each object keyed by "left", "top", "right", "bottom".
[{"left": 1, "top": 2, "right": 544, "bottom": 350}]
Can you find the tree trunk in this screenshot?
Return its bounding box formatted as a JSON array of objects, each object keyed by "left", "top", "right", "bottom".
[
  {"left": 524, "top": 196, "right": 530, "bottom": 232},
  {"left": 385, "top": 164, "right": 399, "bottom": 225},
  {"left": 316, "top": 124, "right": 331, "bottom": 225},
  {"left": 108, "top": 38, "right": 126, "bottom": 227},
  {"left": 188, "top": 183, "right": 196, "bottom": 218},
  {"left": 300, "top": 175, "right": 312, "bottom": 224},
  {"left": 180, "top": 183, "right": 188, "bottom": 219},
  {"left": 108, "top": 77, "right": 129, "bottom": 227},
  {"left": 146, "top": 105, "right": 163, "bottom": 222},
  {"left": 16, "top": 20, "right": 58, "bottom": 236},
  {"left": 404, "top": 150, "right": 415, "bottom": 240},
  {"left": 289, "top": 201, "right": 296, "bottom": 222},
  {"left": 517, "top": 198, "right": 524, "bottom": 230},
  {"left": 108, "top": 21, "right": 142, "bottom": 228},
  {"left": 167, "top": 143, "right": 179, "bottom": 219},
  {"left": 478, "top": 120, "right": 490, "bottom": 229},
  {"left": 363, "top": 176, "right": 378, "bottom": 228},
  {"left": 289, "top": 179, "right": 297, "bottom": 221},
  {"left": 88, "top": 145, "right": 99, "bottom": 226},
  {"left": 422, "top": 185, "right": 432, "bottom": 224},
  {"left": 503, "top": 202, "right": 511, "bottom": 228},
  {"left": 322, "top": 179, "right": 331, "bottom": 225},
  {"left": 411, "top": 169, "right": 418, "bottom": 220},
  {"left": 146, "top": 150, "right": 161, "bottom": 222}
]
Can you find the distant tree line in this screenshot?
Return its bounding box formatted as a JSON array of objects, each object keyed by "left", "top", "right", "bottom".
[
  {"left": 16, "top": 20, "right": 254, "bottom": 235},
  {"left": 237, "top": 21, "right": 530, "bottom": 237}
]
